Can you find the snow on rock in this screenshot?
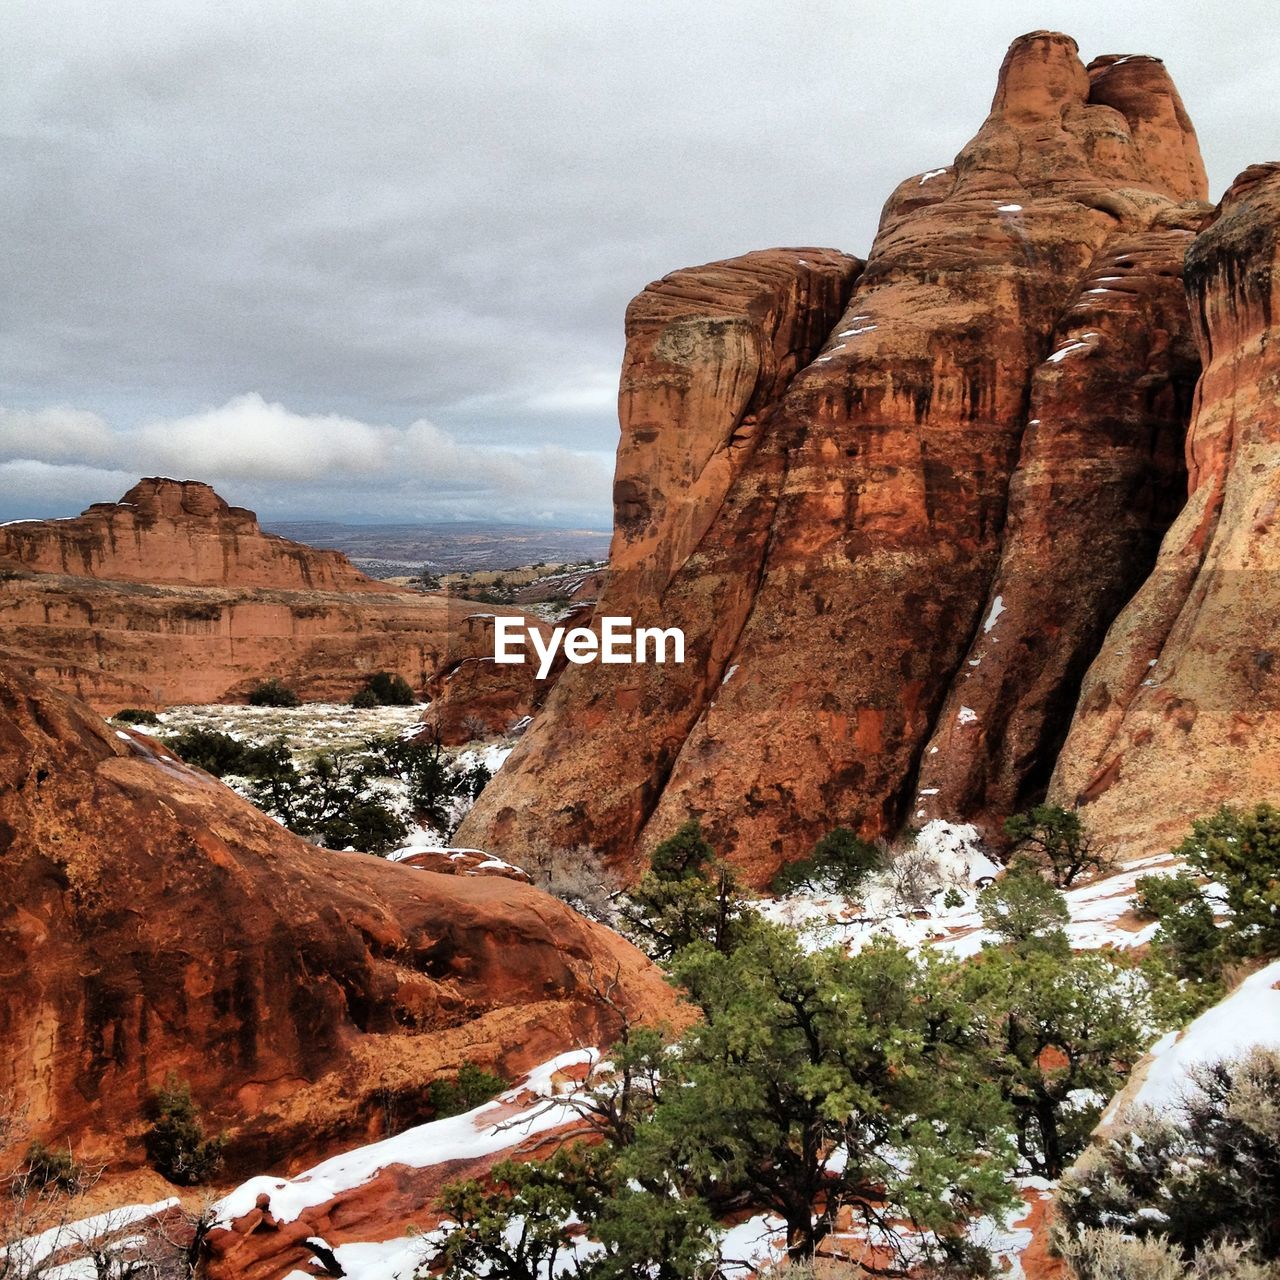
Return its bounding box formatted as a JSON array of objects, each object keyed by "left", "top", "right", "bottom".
[
  {"left": 215, "top": 1049, "right": 598, "bottom": 1229},
  {"left": 982, "top": 594, "right": 1006, "bottom": 633},
  {"left": 1121, "top": 958, "right": 1280, "bottom": 1114}
]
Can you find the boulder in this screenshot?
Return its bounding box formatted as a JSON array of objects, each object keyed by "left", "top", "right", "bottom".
[{"left": 0, "top": 662, "right": 675, "bottom": 1177}]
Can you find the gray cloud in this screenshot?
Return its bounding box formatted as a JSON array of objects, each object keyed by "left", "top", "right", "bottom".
[
  {"left": 0, "top": 399, "right": 614, "bottom": 522},
  {"left": 3, "top": 0, "right": 1277, "bottom": 524}
]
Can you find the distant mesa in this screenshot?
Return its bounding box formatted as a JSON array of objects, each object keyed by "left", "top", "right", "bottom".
[
  {"left": 1, "top": 476, "right": 380, "bottom": 592},
  {"left": 0, "top": 476, "right": 547, "bottom": 724}
]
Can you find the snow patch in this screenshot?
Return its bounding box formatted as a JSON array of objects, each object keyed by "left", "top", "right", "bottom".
[
  {"left": 983, "top": 595, "right": 1006, "bottom": 634},
  {"left": 215, "top": 1050, "right": 598, "bottom": 1228},
  {"left": 1126, "top": 958, "right": 1280, "bottom": 1112}
]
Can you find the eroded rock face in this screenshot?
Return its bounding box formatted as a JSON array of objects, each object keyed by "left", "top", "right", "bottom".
[
  {"left": 1050, "top": 163, "right": 1280, "bottom": 857},
  {"left": 609, "top": 250, "right": 864, "bottom": 597},
  {"left": 0, "top": 479, "right": 547, "bottom": 710},
  {"left": 0, "top": 663, "right": 675, "bottom": 1176},
  {"left": 416, "top": 611, "right": 572, "bottom": 745},
  {"left": 912, "top": 224, "right": 1203, "bottom": 830},
  {"left": 460, "top": 33, "right": 1209, "bottom": 884},
  {"left": 0, "top": 479, "right": 379, "bottom": 592}
]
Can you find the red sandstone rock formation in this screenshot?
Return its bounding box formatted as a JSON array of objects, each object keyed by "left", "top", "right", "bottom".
[
  {"left": 911, "top": 222, "right": 1204, "bottom": 830},
  {"left": 0, "top": 661, "right": 675, "bottom": 1178},
  {"left": 0, "top": 479, "right": 546, "bottom": 711},
  {"left": 460, "top": 34, "right": 1209, "bottom": 884},
  {"left": 0, "top": 478, "right": 380, "bottom": 592},
  {"left": 1049, "top": 163, "right": 1280, "bottom": 857}
]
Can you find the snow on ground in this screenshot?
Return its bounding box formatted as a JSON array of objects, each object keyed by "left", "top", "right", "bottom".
[
  {"left": 717, "top": 1214, "right": 786, "bottom": 1274},
  {"left": 757, "top": 824, "right": 1185, "bottom": 960},
  {"left": 0, "top": 1198, "right": 179, "bottom": 1277},
  {"left": 216, "top": 1050, "right": 597, "bottom": 1229},
  {"left": 147, "top": 701, "right": 424, "bottom": 753},
  {"left": 143, "top": 703, "right": 517, "bottom": 848},
  {"left": 1118, "top": 957, "right": 1280, "bottom": 1115},
  {"left": 758, "top": 821, "right": 999, "bottom": 953}
]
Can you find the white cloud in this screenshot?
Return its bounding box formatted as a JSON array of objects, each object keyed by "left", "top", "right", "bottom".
[{"left": 0, "top": 397, "right": 614, "bottom": 524}]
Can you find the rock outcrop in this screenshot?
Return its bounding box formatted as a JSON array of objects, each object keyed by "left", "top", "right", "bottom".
[
  {"left": 0, "top": 662, "right": 675, "bottom": 1176},
  {"left": 0, "top": 479, "right": 545, "bottom": 714},
  {"left": 459, "top": 34, "right": 1210, "bottom": 883},
  {"left": 0, "top": 478, "right": 379, "bottom": 592},
  {"left": 912, "top": 224, "right": 1203, "bottom": 829},
  {"left": 1049, "top": 163, "right": 1280, "bottom": 856}
]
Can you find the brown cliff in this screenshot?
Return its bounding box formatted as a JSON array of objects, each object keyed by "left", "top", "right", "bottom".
[
  {"left": 912, "top": 222, "right": 1204, "bottom": 828},
  {"left": 0, "top": 479, "right": 545, "bottom": 715},
  {"left": 459, "top": 34, "right": 1209, "bottom": 883},
  {"left": 0, "top": 478, "right": 380, "bottom": 592},
  {"left": 0, "top": 661, "right": 675, "bottom": 1178},
  {"left": 1049, "top": 163, "right": 1280, "bottom": 856}
]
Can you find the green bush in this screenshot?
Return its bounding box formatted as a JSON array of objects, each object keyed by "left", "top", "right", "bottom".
[
  {"left": 143, "top": 1074, "right": 226, "bottom": 1185},
  {"left": 1132, "top": 804, "right": 1280, "bottom": 986},
  {"left": 1175, "top": 805, "right": 1280, "bottom": 959},
  {"left": 112, "top": 707, "right": 160, "bottom": 726},
  {"left": 428, "top": 1062, "right": 507, "bottom": 1118},
  {"left": 366, "top": 734, "right": 462, "bottom": 833},
  {"left": 350, "top": 685, "right": 380, "bottom": 708},
  {"left": 20, "top": 1140, "right": 85, "bottom": 1194},
  {"left": 958, "top": 946, "right": 1154, "bottom": 1176},
  {"left": 771, "top": 826, "right": 884, "bottom": 895},
  {"left": 1135, "top": 870, "right": 1224, "bottom": 982},
  {"left": 167, "top": 728, "right": 293, "bottom": 782},
  {"left": 620, "top": 822, "right": 750, "bottom": 960},
  {"left": 249, "top": 748, "right": 408, "bottom": 854},
  {"left": 977, "top": 866, "right": 1070, "bottom": 955},
  {"left": 246, "top": 678, "right": 301, "bottom": 707},
  {"left": 360, "top": 671, "right": 416, "bottom": 706},
  {"left": 1004, "top": 804, "right": 1113, "bottom": 887}
]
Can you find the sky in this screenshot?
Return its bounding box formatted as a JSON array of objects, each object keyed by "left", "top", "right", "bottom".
[{"left": 2, "top": 0, "right": 1277, "bottom": 525}]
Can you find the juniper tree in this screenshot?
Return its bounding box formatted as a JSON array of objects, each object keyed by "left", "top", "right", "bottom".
[
  {"left": 957, "top": 946, "right": 1152, "bottom": 1177},
  {"left": 619, "top": 822, "right": 751, "bottom": 960},
  {"left": 633, "top": 925, "right": 1017, "bottom": 1264}
]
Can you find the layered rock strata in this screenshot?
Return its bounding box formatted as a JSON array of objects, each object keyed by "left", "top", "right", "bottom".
[{"left": 460, "top": 35, "right": 1210, "bottom": 883}]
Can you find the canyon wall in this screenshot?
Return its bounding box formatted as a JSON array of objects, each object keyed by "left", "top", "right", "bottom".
[
  {"left": 1049, "top": 163, "right": 1280, "bottom": 856},
  {"left": 460, "top": 34, "right": 1211, "bottom": 883},
  {"left": 0, "top": 478, "right": 544, "bottom": 718}
]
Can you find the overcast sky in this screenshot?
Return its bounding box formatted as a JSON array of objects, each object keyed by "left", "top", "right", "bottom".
[{"left": 2, "top": 0, "right": 1276, "bottom": 525}]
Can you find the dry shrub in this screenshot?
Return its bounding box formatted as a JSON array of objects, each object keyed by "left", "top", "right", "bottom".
[
  {"left": 1058, "top": 1228, "right": 1280, "bottom": 1280},
  {"left": 517, "top": 840, "right": 622, "bottom": 923}
]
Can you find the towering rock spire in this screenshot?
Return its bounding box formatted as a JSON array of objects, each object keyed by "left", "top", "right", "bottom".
[{"left": 460, "top": 33, "right": 1210, "bottom": 884}]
